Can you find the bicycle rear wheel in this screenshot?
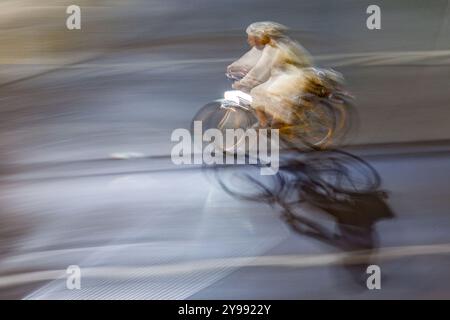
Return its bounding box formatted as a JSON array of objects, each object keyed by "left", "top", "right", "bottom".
[{"left": 283, "top": 99, "right": 336, "bottom": 150}]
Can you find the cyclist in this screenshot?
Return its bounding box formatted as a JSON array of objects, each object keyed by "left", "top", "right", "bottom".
[{"left": 227, "top": 21, "right": 313, "bottom": 128}]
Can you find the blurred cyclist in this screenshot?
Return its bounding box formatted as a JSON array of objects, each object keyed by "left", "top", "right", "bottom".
[{"left": 227, "top": 22, "right": 313, "bottom": 128}]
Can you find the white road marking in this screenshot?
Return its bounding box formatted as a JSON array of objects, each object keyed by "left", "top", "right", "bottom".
[{"left": 1, "top": 242, "right": 450, "bottom": 289}]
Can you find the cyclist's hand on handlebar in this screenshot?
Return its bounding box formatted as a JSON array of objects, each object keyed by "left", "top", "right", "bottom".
[
  {"left": 226, "top": 72, "right": 244, "bottom": 81},
  {"left": 227, "top": 65, "right": 248, "bottom": 74},
  {"left": 226, "top": 66, "right": 249, "bottom": 80}
]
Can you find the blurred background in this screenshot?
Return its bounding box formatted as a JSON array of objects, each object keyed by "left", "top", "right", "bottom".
[{"left": 0, "top": 0, "right": 450, "bottom": 299}]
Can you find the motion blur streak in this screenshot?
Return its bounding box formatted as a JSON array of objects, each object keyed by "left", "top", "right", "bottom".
[{"left": 1, "top": 0, "right": 450, "bottom": 299}]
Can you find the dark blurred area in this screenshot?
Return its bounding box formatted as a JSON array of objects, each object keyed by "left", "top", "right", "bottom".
[{"left": 1, "top": 0, "right": 450, "bottom": 299}]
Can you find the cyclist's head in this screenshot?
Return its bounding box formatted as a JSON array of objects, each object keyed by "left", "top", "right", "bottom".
[
  {"left": 246, "top": 21, "right": 289, "bottom": 48},
  {"left": 247, "top": 34, "right": 269, "bottom": 49}
]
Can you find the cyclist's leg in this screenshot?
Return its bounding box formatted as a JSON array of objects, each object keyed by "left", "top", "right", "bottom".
[
  {"left": 254, "top": 108, "right": 269, "bottom": 127},
  {"left": 250, "top": 83, "right": 271, "bottom": 128}
]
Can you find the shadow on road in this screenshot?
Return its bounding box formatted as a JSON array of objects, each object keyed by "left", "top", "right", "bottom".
[{"left": 210, "top": 147, "right": 395, "bottom": 285}]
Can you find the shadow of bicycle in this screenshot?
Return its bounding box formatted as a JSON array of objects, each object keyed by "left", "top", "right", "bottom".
[{"left": 207, "top": 147, "right": 395, "bottom": 286}]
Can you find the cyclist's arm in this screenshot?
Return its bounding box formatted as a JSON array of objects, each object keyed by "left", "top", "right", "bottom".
[
  {"left": 237, "top": 45, "right": 278, "bottom": 90},
  {"left": 227, "top": 47, "right": 262, "bottom": 76}
]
